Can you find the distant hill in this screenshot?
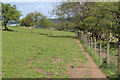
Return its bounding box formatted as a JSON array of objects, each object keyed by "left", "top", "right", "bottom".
[
  {"left": 49, "top": 19, "right": 62, "bottom": 23},
  {"left": 49, "top": 19, "right": 58, "bottom": 23},
  {"left": 49, "top": 18, "right": 68, "bottom": 23}
]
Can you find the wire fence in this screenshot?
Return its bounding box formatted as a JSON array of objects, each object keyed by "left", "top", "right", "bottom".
[{"left": 78, "top": 33, "right": 118, "bottom": 73}]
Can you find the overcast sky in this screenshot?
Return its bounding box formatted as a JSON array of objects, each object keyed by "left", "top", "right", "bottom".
[
  {"left": 2, "top": 0, "right": 117, "bottom": 19},
  {"left": 2, "top": 2, "right": 56, "bottom": 19},
  {"left": 12, "top": 2, "right": 55, "bottom": 19},
  {"left": 2, "top": 0, "right": 63, "bottom": 19},
  {"left": 1, "top": 0, "right": 62, "bottom": 2}
]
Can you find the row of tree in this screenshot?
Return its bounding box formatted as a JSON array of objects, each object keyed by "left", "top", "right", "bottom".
[
  {"left": 1, "top": 2, "right": 77, "bottom": 31},
  {"left": 1, "top": 3, "right": 53, "bottom": 31},
  {"left": 53, "top": 1, "right": 120, "bottom": 76},
  {"left": 20, "top": 11, "right": 52, "bottom": 28},
  {"left": 52, "top": 21, "right": 76, "bottom": 31}
]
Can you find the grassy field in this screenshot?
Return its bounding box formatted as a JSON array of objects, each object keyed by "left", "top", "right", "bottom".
[
  {"left": 0, "top": 27, "right": 2, "bottom": 79},
  {"left": 2, "top": 26, "right": 87, "bottom": 78}
]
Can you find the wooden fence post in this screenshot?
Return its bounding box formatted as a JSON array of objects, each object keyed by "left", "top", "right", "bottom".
[
  {"left": 83, "top": 34, "right": 85, "bottom": 41},
  {"left": 86, "top": 35, "right": 89, "bottom": 45},
  {"left": 79, "top": 33, "right": 81, "bottom": 40},
  {"left": 81, "top": 33, "right": 83, "bottom": 41},
  {"left": 106, "top": 42, "right": 110, "bottom": 67},
  {"left": 118, "top": 41, "right": 120, "bottom": 76},
  {"left": 84, "top": 34, "right": 86, "bottom": 43},
  {"left": 94, "top": 37, "right": 97, "bottom": 55},
  {"left": 90, "top": 37, "right": 93, "bottom": 50},
  {"left": 99, "top": 41, "right": 102, "bottom": 60},
  {"left": 88, "top": 37, "right": 91, "bottom": 49},
  {"left": 84, "top": 34, "right": 87, "bottom": 44}
]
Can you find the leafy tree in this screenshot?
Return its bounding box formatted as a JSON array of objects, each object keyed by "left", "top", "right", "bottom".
[
  {"left": 20, "top": 12, "right": 35, "bottom": 27},
  {"left": 53, "top": 2, "right": 94, "bottom": 31},
  {"left": 108, "top": 2, "right": 120, "bottom": 75},
  {"left": 37, "top": 16, "right": 53, "bottom": 28},
  {"left": 54, "top": 1, "right": 120, "bottom": 76},
  {"left": 20, "top": 11, "right": 53, "bottom": 32},
  {"left": 20, "top": 11, "right": 52, "bottom": 28},
  {"left": 1, "top": 3, "right": 21, "bottom": 30}
]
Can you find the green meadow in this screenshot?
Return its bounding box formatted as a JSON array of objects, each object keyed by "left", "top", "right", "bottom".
[
  {"left": 2, "top": 27, "right": 87, "bottom": 78},
  {"left": 0, "top": 27, "right": 2, "bottom": 79}
]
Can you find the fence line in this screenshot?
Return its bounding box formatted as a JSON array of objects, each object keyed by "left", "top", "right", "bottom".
[{"left": 78, "top": 33, "right": 118, "bottom": 73}]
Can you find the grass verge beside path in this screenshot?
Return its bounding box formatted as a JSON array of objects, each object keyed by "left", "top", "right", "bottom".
[{"left": 80, "top": 40, "right": 119, "bottom": 79}]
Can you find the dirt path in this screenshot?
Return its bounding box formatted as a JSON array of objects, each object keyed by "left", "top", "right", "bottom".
[{"left": 65, "top": 40, "right": 107, "bottom": 78}]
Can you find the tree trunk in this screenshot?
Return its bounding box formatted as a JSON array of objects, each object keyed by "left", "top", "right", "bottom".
[
  {"left": 3, "top": 21, "right": 9, "bottom": 30},
  {"left": 86, "top": 35, "right": 88, "bottom": 45},
  {"left": 85, "top": 34, "right": 88, "bottom": 44},
  {"left": 79, "top": 33, "right": 81, "bottom": 40},
  {"left": 77, "top": 31, "right": 80, "bottom": 39},
  {"left": 4, "top": 24, "right": 8, "bottom": 30},
  {"left": 89, "top": 37, "right": 91, "bottom": 49},
  {"left": 118, "top": 38, "right": 120, "bottom": 75},
  {"left": 106, "top": 42, "right": 110, "bottom": 67}
]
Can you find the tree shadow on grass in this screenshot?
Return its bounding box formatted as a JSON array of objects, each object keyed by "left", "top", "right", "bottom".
[
  {"left": 37, "top": 32, "right": 49, "bottom": 36},
  {"left": 47, "top": 35, "right": 76, "bottom": 39},
  {"left": 35, "top": 32, "right": 76, "bottom": 39},
  {"left": 2, "top": 29, "right": 14, "bottom": 32}
]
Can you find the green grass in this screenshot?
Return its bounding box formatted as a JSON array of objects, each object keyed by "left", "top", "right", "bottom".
[
  {"left": 0, "top": 26, "right": 2, "bottom": 79},
  {"left": 2, "top": 26, "right": 87, "bottom": 78}
]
